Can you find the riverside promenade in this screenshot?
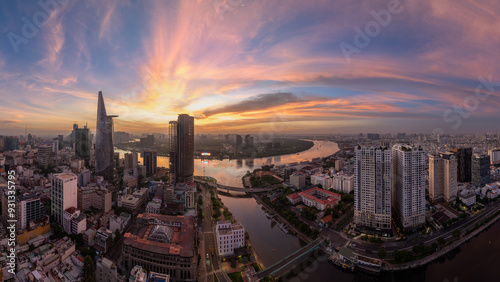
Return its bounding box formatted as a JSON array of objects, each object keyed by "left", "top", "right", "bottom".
[
  {"left": 252, "top": 194, "right": 314, "bottom": 244},
  {"left": 382, "top": 209, "right": 500, "bottom": 271}
]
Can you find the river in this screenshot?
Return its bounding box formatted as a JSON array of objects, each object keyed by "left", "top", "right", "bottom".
[{"left": 116, "top": 141, "right": 498, "bottom": 281}]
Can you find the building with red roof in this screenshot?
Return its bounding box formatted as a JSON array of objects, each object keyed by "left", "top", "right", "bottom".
[{"left": 297, "top": 187, "right": 341, "bottom": 210}]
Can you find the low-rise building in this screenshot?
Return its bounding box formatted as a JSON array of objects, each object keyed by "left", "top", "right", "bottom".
[
  {"left": 62, "top": 207, "right": 86, "bottom": 234},
  {"left": 77, "top": 185, "right": 112, "bottom": 212},
  {"left": 96, "top": 257, "right": 120, "bottom": 282},
  {"left": 286, "top": 193, "right": 301, "bottom": 205},
  {"left": 129, "top": 265, "right": 147, "bottom": 282},
  {"left": 121, "top": 188, "right": 149, "bottom": 214},
  {"left": 297, "top": 186, "right": 341, "bottom": 210},
  {"left": 148, "top": 272, "right": 170, "bottom": 282},
  {"left": 311, "top": 174, "right": 332, "bottom": 189},
  {"left": 332, "top": 174, "right": 354, "bottom": 193},
  {"left": 109, "top": 212, "right": 132, "bottom": 234},
  {"left": 95, "top": 227, "right": 114, "bottom": 253},
  {"left": 146, "top": 201, "right": 162, "bottom": 214},
  {"left": 122, "top": 213, "right": 196, "bottom": 280},
  {"left": 83, "top": 228, "right": 97, "bottom": 247},
  {"left": 185, "top": 183, "right": 196, "bottom": 209},
  {"left": 460, "top": 192, "right": 476, "bottom": 206},
  {"left": 216, "top": 220, "right": 245, "bottom": 257},
  {"left": 290, "top": 173, "right": 306, "bottom": 189}
]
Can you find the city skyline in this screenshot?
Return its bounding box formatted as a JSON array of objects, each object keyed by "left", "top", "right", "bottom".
[{"left": 2, "top": 1, "right": 500, "bottom": 135}]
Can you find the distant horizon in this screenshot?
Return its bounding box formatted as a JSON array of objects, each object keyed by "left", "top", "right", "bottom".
[{"left": 2, "top": 129, "right": 498, "bottom": 140}]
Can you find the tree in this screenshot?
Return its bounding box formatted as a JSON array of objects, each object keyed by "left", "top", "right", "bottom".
[
  {"left": 115, "top": 229, "right": 121, "bottom": 242},
  {"left": 377, "top": 247, "right": 386, "bottom": 259},
  {"left": 431, "top": 242, "right": 438, "bottom": 252},
  {"left": 393, "top": 250, "right": 413, "bottom": 263},
  {"left": 341, "top": 194, "right": 354, "bottom": 203},
  {"left": 230, "top": 258, "right": 236, "bottom": 268},
  {"left": 437, "top": 237, "right": 446, "bottom": 246},
  {"left": 324, "top": 208, "right": 332, "bottom": 216},
  {"left": 106, "top": 235, "right": 114, "bottom": 252},
  {"left": 412, "top": 244, "right": 426, "bottom": 255},
  {"left": 83, "top": 255, "right": 94, "bottom": 282},
  {"left": 453, "top": 230, "right": 461, "bottom": 239}
]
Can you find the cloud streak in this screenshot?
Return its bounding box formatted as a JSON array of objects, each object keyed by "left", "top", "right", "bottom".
[{"left": 1, "top": 0, "right": 500, "bottom": 135}]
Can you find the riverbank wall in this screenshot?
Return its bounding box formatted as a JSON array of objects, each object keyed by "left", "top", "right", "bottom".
[{"left": 382, "top": 210, "right": 500, "bottom": 272}]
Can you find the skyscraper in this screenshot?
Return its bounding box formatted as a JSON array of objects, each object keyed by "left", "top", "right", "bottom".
[
  {"left": 392, "top": 145, "right": 426, "bottom": 230},
  {"left": 52, "top": 173, "right": 78, "bottom": 226},
  {"left": 244, "top": 134, "right": 254, "bottom": 148},
  {"left": 95, "top": 91, "right": 117, "bottom": 181},
  {"left": 169, "top": 114, "right": 194, "bottom": 184},
  {"left": 143, "top": 150, "right": 157, "bottom": 177},
  {"left": 3, "top": 136, "right": 19, "bottom": 151},
  {"left": 429, "top": 152, "right": 457, "bottom": 203},
  {"left": 235, "top": 135, "right": 243, "bottom": 151},
  {"left": 37, "top": 144, "right": 52, "bottom": 169},
  {"left": 450, "top": 148, "right": 472, "bottom": 183},
  {"left": 74, "top": 124, "right": 91, "bottom": 165},
  {"left": 442, "top": 153, "right": 458, "bottom": 203},
  {"left": 57, "top": 135, "right": 64, "bottom": 150},
  {"left": 354, "top": 147, "right": 392, "bottom": 232},
  {"left": 472, "top": 155, "right": 490, "bottom": 187}
]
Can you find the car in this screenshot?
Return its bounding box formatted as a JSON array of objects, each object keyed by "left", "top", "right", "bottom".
[{"left": 207, "top": 253, "right": 209, "bottom": 259}]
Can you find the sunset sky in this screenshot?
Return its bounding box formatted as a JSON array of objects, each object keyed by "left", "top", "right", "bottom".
[{"left": 1, "top": 0, "right": 500, "bottom": 136}]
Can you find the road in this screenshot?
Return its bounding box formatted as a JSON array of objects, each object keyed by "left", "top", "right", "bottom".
[
  {"left": 199, "top": 184, "right": 231, "bottom": 282},
  {"left": 345, "top": 202, "right": 500, "bottom": 257}
]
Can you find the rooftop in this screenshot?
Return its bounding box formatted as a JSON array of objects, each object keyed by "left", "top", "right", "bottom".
[
  {"left": 54, "top": 172, "right": 77, "bottom": 180},
  {"left": 124, "top": 213, "right": 195, "bottom": 258}
]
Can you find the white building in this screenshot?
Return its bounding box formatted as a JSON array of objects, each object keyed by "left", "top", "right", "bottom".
[
  {"left": 52, "top": 173, "right": 78, "bottom": 226},
  {"left": 332, "top": 174, "right": 354, "bottom": 193},
  {"left": 297, "top": 187, "right": 340, "bottom": 210},
  {"left": 487, "top": 188, "right": 500, "bottom": 200},
  {"left": 146, "top": 201, "right": 162, "bottom": 214},
  {"left": 311, "top": 174, "right": 332, "bottom": 189},
  {"left": 109, "top": 212, "right": 131, "bottom": 234},
  {"left": 354, "top": 147, "right": 392, "bottom": 231},
  {"left": 489, "top": 148, "right": 500, "bottom": 165},
  {"left": 459, "top": 191, "right": 476, "bottom": 206},
  {"left": 63, "top": 207, "right": 87, "bottom": 234},
  {"left": 290, "top": 173, "right": 306, "bottom": 189},
  {"left": 96, "top": 257, "right": 120, "bottom": 282},
  {"left": 129, "top": 265, "right": 147, "bottom": 282},
  {"left": 392, "top": 145, "right": 426, "bottom": 230},
  {"left": 216, "top": 220, "right": 245, "bottom": 256}
]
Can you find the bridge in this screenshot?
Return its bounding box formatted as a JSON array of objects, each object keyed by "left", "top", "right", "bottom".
[
  {"left": 194, "top": 178, "right": 278, "bottom": 193},
  {"left": 254, "top": 237, "right": 325, "bottom": 280}
]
